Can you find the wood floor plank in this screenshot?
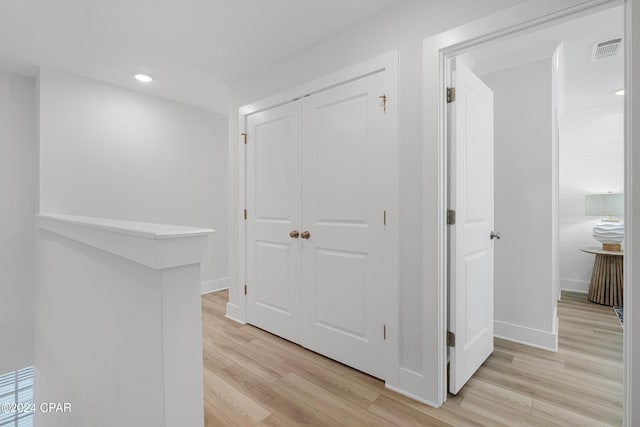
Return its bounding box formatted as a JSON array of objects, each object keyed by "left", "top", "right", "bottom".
[
  {"left": 206, "top": 330, "right": 283, "bottom": 383},
  {"left": 203, "top": 320, "right": 256, "bottom": 347},
  {"left": 202, "top": 290, "right": 623, "bottom": 426},
  {"left": 463, "top": 377, "right": 533, "bottom": 412},
  {"left": 203, "top": 367, "right": 271, "bottom": 425},
  {"left": 241, "top": 325, "right": 351, "bottom": 376},
  {"left": 368, "top": 394, "right": 453, "bottom": 427},
  {"left": 473, "top": 362, "right": 623, "bottom": 424},
  {"left": 255, "top": 414, "right": 291, "bottom": 427},
  {"left": 508, "top": 355, "right": 623, "bottom": 395},
  {"left": 564, "top": 358, "right": 623, "bottom": 383},
  {"left": 204, "top": 398, "right": 243, "bottom": 427},
  {"left": 247, "top": 338, "right": 381, "bottom": 409},
  {"left": 457, "top": 389, "right": 554, "bottom": 427},
  {"left": 202, "top": 340, "right": 235, "bottom": 374},
  {"left": 275, "top": 373, "right": 394, "bottom": 426},
  {"left": 531, "top": 399, "right": 617, "bottom": 427},
  {"left": 216, "top": 363, "right": 339, "bottom": 426},
  {"left": 379, "top": 389, "right": 495, "bottom": 427}
]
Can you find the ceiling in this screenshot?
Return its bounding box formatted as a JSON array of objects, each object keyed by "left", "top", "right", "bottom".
[
  {"left": 468, "top": 5, "right": 624, "bottom": 111},
  {"left": 0, "top": 0, "right": 402, "bottom": 113},
  {"left": 0, "top": 2, "right": 624, "bottom": 114}
]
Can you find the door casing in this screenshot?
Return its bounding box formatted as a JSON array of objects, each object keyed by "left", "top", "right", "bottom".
[{"left": 434, "top": 0, "right": 627, "bottom": 408}]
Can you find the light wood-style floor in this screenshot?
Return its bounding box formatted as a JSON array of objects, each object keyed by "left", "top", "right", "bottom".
[{"left": 202, "top": 290, "right": 623, "bottom": 426}]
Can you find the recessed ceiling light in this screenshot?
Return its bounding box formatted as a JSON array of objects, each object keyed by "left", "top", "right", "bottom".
[
  {"left": 134, "top": 74, "right": 153, "bottom": 83},
  {"left": 615, "top": 89, "right": 625, "bottom": 96}
]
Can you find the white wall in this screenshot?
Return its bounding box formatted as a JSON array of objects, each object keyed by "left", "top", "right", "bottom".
[
  {"left": 481, "top": 58, "right": 558, "bottom": 350},
  {"left": 228, "top": 0, "right": 635, "bottom": 408},
  {"left": 35, "top": 231, "right": 165, "bottom": 427},
  {"left": 227, "top": 0, "right": 535, "bottom": 405},
  {"left": 559, "top": 102, "right": 624, "bottom": 293},
  {"left": 0, "top": 71, "right": 36, "bottom": 374},
  {"left": 38, "top": 69, "right": 229, "bottom": 290},
  {"left": 35, "top": 224, "right": 205, "bottom": 427}
]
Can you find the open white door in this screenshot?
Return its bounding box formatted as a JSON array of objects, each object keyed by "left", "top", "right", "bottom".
[{"left": 448, "top": 57, "right": 495, "bottom": 394}]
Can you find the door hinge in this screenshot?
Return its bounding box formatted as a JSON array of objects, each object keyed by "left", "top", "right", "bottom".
[
  {"left": 383, "top": 324, "right": 387, "bottom": 340},
  {"left": 241, "top": 132, "right": 247, "bottom": 144},
  {"left": 244, "top": 209, "right": 247, "bottom": 220},
  {"left": 383, "top": 210, "right": 387, "bottom": 226},
  {"left": 447, "top": 87, "right": 456, "bottom": 103},
  {"left": 244, "top": 284, "right": 247, "bottom": 295},
  {"left": 447, "top": 209, "right": 456, "bottom": 225},
  {"left": 447, "top": 331, "right": 456, "bottom": 347}
]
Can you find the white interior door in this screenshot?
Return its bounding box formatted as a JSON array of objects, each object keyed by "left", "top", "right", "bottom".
[
  {"left": 245, "top": 101, "right": 302, "bottom": 343},
  {"left": 448, "top": 57, "right": 495, "bottom": 394},
  {"left": 301, "top": 71, "right": 393, "bottom": 380}
]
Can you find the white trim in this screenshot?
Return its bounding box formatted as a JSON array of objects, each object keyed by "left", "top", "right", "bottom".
[
  {"left": 384, "top": 384, "right": 440, "bottom": 409},
  {"left": 559, "top": 289, "right": 588, "bottom": 299},
  {"left": 238, "top": 51, "right": 399, "bottom": 116},
  {"left": 560, "top": 278, "right": 590, "bottom": 293},
  {"left": 201, "top": 277, "right": 229, "bottom": 294},
  {"left": 623, "top": 1, "right": 633, "bottom": 425},
  {"left": 494, "top": 320, "right": 558, "bottom": 352},
  {"left": 37, "top": 214, "right": 211, "bottom": 270},
  {"left": 225, "top": 303, "right": 245, "bottom": 324},
  {"left": 386, "top": 367, "right": 429, "bottom": 401},
  {"left": 440, "top": 1, "right": 622, "bottom": 57},
  {"left": 384, "top": 52, "right": 401, "bottom": 385},
  {"left": 428, "top": 0, "right": 626, "bottom": 408},
  {"left": 436, "top": 50, "right": 449, "bottom": 407},
  {"left": 37, "top": 213, "right": 214, "bottom": 240},
  {"left": 236, "top": 114, "right": 248, "bottom": 323}
]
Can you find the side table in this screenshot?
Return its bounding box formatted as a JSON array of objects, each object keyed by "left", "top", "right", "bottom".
[{"left": 579, "top": 247, "right": 623, "bottom": 306}]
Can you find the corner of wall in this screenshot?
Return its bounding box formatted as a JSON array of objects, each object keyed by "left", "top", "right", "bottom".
[
  {"left": 201, "top": 277, "right": 230, "bottom": 294},
  {"left": 494, "top": 320, "right": 558, "bottom": 352}
]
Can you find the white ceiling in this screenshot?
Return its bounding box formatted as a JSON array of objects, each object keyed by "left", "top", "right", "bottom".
[
  {"left": 0, "top": 0, "right": 402, "bottom": 113},
  {"left": 468, "top": 5, "right": 624, "bottom": 111}
]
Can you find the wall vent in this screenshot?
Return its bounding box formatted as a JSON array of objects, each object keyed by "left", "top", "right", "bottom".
[{"left": 591, "top": 37, "right": 622, "bottom": 61}]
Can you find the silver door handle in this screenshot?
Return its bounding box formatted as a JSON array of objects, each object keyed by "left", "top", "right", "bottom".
[{"left": 490, "top": 231, "right": 501, "bottom": 240}]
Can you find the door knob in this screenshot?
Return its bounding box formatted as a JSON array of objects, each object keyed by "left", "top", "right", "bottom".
[
  {"left": 289, "top": 230, "right": 300, "bottom": 239},
  {"left": 300, "top": 231, "right": 311, "bottom": 239},
  {"left": 490, "top": 231, "right": 501, "bottom": 240}
]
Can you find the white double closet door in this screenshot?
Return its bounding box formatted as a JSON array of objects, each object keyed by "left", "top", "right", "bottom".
[{"left": 245, "top": 71, "right": 395, "bottom": 380}]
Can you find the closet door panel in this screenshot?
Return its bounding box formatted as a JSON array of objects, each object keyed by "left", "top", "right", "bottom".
[
  {"left": 245, "top": 101, "right": 302, "bottom": 342},
  {"left": 301, "top": 72, "right": 390, "bottom": 379},
  {"left": 312, "top": 94, "right": 368, "bottom": 223}
]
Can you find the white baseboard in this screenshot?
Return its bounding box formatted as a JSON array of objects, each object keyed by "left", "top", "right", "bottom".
[
  {"left": 494, "top": 320, "right": 558, "bottom": 352},
  {"left": 383, "top": 367, "right": 443, "bottom": 408},
  {"left": 225, "top": 302, "right": 245, "bottom": 324},
  {"left": 385, "top": 383, "right": 440, "bottom": 409},
  {"left": 201, "top": 277, "right": 229, "bottom": 294},
  {"left": 560, "top": 278, "right": 590, "bottom": 293}
]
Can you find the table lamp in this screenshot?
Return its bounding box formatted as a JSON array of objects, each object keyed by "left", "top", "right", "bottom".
[{"left": 585, "top": 193, "right": 624, "bottom": 251}]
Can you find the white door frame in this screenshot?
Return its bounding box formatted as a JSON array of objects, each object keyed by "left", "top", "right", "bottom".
[
  {"left": 236, "top": 50, "right": 400, "bottom": 383},
  {"left": 428, "top": 0, "right": 631, "bottom": 414}
]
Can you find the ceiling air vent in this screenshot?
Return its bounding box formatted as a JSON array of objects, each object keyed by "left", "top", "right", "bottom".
[{"left": 591, "top": 37, "right": 622, "bottom": 61}]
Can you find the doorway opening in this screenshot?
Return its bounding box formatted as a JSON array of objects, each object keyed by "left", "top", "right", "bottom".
[{"left": 443, "top": 2, "right": 625, "bottom": 424}]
